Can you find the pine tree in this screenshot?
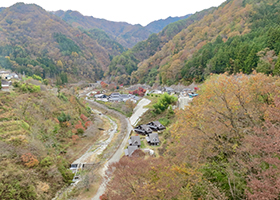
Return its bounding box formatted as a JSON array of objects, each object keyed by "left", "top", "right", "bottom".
[{"left": 273, "top": 52, "right": 280, "bottom": 76}]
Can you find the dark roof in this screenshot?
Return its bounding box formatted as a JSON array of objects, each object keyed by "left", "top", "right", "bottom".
[
  {"left": 110, "top": 92, "right": 120, "bottom": 96},
  {"left": 148, "top": 121, "right": 165, "bottom": 130},
  {"left": 95, "top": 94, "right": 107, "bottom": 98},
  {"left": 140, "top": 125, "right": 152, "bottom": 133},
  {"left": 165, "top": 87, "right": 174, "bottom": 91},
  {"left": 120, "top": 94, "right": 129, "bottom": 98},
  {"left": 148, "top": 133, "right": 160, "bottom": 143},
  {"left": 129, "top": 136, "right": 141, "bottom": 146},
  {"left": 153, "top": 121, "right": 164, "bottom": 128},
  {"left": 109, "top": 97, "right": 120, "bottom": 101},
  {"left": 1, "top": 80, "right": 10, "bottom": 85},
  {"left": 124, "top": 146, "right": 138, "bottom": 156}
]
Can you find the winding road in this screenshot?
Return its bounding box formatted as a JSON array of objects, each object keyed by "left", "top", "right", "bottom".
[{"left": 91, "top": 98, "right": 151, "bottom": 200}]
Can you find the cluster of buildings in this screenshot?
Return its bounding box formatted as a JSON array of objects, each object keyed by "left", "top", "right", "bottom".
[
  {"left": 124, "top": 121, "right": 165, "bottom": 156},
  {"left": 95, "top": 92, "right": 140, "bottom": 103},
  {"left": 0, "top": 70, "right": 19, "bottom": 92}
]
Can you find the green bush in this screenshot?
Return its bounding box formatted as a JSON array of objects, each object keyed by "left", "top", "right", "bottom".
[
  {"left": 77, "top": 128, "right": 84, "bottom": 135},
  {"left": 58, "top": 93, "right": 68, "bottom": 101},
  {"left": 40, "top": 156, "right": 52, "bottom": 167},
  {"left": 57, "top": 112, "right": 71, "bottom": 123},
  {"left": 19, "top": 83, "right": 41, "bottom": 93},
  {"left": 43, "top": 79, "right": 49, "bottom": 85},
  {"left": 159, "top": 117, "right": 170, "bottom": 126},
  {"left": 32, "top": 74, "right": 43, "bottom": 82},
  {"left": 153, "top": 93, "right": 177, "bottom": 114}
]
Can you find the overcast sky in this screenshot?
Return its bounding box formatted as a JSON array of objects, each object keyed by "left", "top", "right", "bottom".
[{"left": 1, "top": 0, "right": 226, "bottom": 26}]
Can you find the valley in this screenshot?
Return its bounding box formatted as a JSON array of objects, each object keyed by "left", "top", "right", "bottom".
[{"left": 1, "top": 0, "right": 280, "bottom": 199}]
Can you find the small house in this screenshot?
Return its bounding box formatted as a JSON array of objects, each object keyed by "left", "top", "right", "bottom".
[
  {"left": 95, "top": 94, "right": 107, "bottom": 98},
  {"left": 108, "top": 97, "right": 120, "bottom": 102},
  {"left": 124, "top": 146, "right": 138, "bottom": 156},
  {"left": 146, "top": 133, "right": 160, "bottom": 146},
  {"left": 110, "top": 92, "right": 120, "bottom": 98},
  {"left": 134, "top": 124, "right": 153, "bottom": 135},
  {"left": 0, "top": 71, "right": 10, "bottom": 79},
  {"left": 147, "top": 121, "right": 165, "bottom": 131},
  {"left": 1, "top": 80, "right": 10, "bottom": 92},
  {"left": 120, "top": 94, "right": 130, "bottom": 102},
  {"left": 7, "top": 73, "right": 19, "bottom": 79},
  {"left": 128, "top": 136, "right": 141, "bottom": 147},
  {"left": 164, "top": 87, "right": 174, "bottom": 94}
]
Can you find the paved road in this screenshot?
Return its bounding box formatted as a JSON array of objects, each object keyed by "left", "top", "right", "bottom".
[
  {"left": 92, "top": 98, "right": 151, "bottom": 200},
  {"left": 129, "top": 98, "right": 151, "bottom": 126}
]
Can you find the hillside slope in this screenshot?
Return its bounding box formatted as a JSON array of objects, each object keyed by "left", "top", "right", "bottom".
[
  {"left": 106, "top": 7, "right": 214, "bottom": 85},
  {"left": 131, "top": 0, "right": 280, "bottom": 85},
  {"left": 0, "top": 79, "right": 95, "bottom": 199},
  {"left": 0, "top": 3, "right": 125, "bottom": 83}
]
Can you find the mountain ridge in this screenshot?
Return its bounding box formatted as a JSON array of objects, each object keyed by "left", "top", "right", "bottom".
[
  {"left": 53, "top": 10, "right": 192, "bottom": 48},
  {"left": 145, "top": 14, "right": 192, "bottom": 33}
]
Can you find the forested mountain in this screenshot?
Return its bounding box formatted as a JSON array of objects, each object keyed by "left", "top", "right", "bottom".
[
  {"left": 53, "top": 10, "right": 192, "bottom": 49},
  {"left": 106, "top": 7, "right": 215, "bottom": 85},
  {"left": 53, "top": 10, "right": 152, "bottom": 48},
  {"left": 128, "top": 0, "right": 280, "bottom": 86},
  {"left": 0, "top": 3, "right": 125, "bottom": 83},
  {"left": 145, "top": 14, "right": 192, "bottom": 33}
]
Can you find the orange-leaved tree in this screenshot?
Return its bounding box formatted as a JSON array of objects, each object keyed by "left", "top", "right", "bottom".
[{"left": 168, "top": 72, "right": 280, "bottom": 199}]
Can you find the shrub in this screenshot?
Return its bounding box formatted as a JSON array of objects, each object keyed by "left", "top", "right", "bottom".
[
  {"left": 153, "top": 93, "right": 177, "bottom": 114},
  {"left": 58, "top": 93, "right": 68, "bottom": 101},
  {"left": 40, "top": 156, "right": 52, "bottom": 168},
  {"left": 57, "top": 112, "right": 71, "bottom": 123},
  {"left": 21, "top": 153, "right": 39, "bottom": 168},
  {"left": 43, "top": 79, "right": 49, "bottom": 85},
  {"left": 80, "top": 114, "right": 88, "bottom": 122},
  {"left": 77, "top": 128, "right": 84, "bottom": 135},
  {"left": 20, "top": 83, "right": 41, "bottom": 93},
  {"left": 32, "top": 74, "right": 43, "bottom": 82}
]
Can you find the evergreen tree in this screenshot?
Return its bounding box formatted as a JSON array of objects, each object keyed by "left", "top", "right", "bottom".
[
  {"left": 244, "top": 46, "right": 259, "bottom": 73},
  {"left": 273, "top": 52, "right": 280, "bottom": 76}
]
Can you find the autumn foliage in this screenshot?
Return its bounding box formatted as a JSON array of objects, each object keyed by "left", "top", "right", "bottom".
[
  {"left": 74, "top": 121, "right": 85, "bottom": 131},
  {"left": 105, "top": 72, "right": 280, "bottom": 199},
  {"left": 21, "top": 153, "right": 39, "bottom": 168},
  {"left": 80, "top": 114, "right": 88, "bottom": 122},
  {"left": 129, "top": 87, "right": 146, "bottom": 96}
]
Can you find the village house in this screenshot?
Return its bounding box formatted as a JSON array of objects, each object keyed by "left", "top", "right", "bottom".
[
  {"left": 163, "top": 87, "right": 175, "bottom": 94},
  {"left": 146, "top": 133, "right": 160, "bottom": 146},
  {"left": 134, "top": 124, "right": 153, "bottom": 135},
  {"left": 0, "top": 71, "right": 10, "bottom": 79},
  {"left": 147, "top": 121, "right": 165, "bottom": 131},
  {"left": 1, "top": 80, "right": 11, "bottom": 92},
  {"left": 124, "top": 146, "right": 138, "bottom": 156},
  {"left": 5, "top": 72, "right": 19, "bottom": 80},
  {"left": 128, "top": 136, "right": 141, "bottom": 147}
]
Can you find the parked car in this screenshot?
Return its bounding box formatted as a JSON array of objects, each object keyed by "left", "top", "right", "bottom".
[{"left": 188, "top": 92, "right": 198, "bottom": 98}]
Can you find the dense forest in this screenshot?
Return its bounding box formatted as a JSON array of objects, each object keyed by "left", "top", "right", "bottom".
[
  {"left": 106, "top": 0, "right": 280, "bottom": 86},
  {"left": 106, "top": 7, "right": 214, "bottom": 85},
  {"left": 0, "top": 3, "right": 125, "bottom": 84},
  {"left": 54, "top": 10, "right": 191, "bottom": 49}
]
